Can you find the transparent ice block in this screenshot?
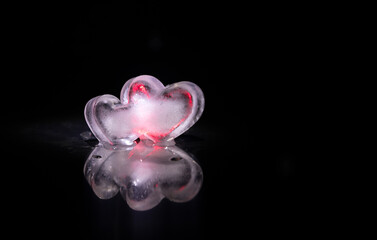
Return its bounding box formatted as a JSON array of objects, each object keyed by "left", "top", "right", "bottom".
[{"left": 84, "top": 75, "right": 204, "bottom": 148}]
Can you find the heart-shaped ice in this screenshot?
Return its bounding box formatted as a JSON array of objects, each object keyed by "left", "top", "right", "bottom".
[
  {"left": 84, "top": 142, "right": 203, "bottom": 211},
  {"left": 85, "top": 75, "right": 204, "bottom": 148}
]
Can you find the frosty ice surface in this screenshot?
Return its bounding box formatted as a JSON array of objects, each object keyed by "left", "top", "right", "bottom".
[{"left": 85, "top": 75, "right": 204, "bottom": 148}]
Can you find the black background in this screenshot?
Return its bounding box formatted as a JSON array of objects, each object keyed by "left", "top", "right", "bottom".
[{"left": 6, "top": 2, "right": 329, "bottom": 239}]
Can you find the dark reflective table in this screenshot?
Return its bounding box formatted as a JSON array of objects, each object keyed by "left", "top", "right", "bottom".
[{"left": 9, "top": 116, "right": 311, "bottom": 239}]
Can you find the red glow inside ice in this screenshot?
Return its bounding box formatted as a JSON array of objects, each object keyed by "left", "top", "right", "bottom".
[
  {"left": 131, "top": 83, "right": 150, "bottom": 98},
  {"left": 127, "top": 87, "right": 193, "bottom": 141},
  {"left": 184, "top": 91, "right": 193, "bottom": 106}
]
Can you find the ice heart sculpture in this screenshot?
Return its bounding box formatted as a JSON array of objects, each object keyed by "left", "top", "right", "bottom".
[
  {"left": 85, "top": 75, "right": 204, "bottom": 148},
  {"left": 84, "top": 142, "right": 203, "bottom": 211}
]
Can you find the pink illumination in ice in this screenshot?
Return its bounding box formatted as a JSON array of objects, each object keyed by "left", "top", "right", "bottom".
[{"left": 84, "top": 75, "right": 204, "bottom": 148}]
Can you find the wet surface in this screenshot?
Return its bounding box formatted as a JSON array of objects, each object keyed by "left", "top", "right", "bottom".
[{"left": 8, "top": 116, "right": 314, "bottom": 239}]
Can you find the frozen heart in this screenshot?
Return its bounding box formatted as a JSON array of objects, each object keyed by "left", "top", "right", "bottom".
[{"left": 85, "top": 75, "right": 204, "bottom": 147}]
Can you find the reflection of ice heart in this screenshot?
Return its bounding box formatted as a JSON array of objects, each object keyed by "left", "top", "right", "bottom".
[
  {"left": 83, "top": 143, "right": 203, "bottom": 211},
  {"left": 85, "top": 75, "right": 204, "bottom": 147}
]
